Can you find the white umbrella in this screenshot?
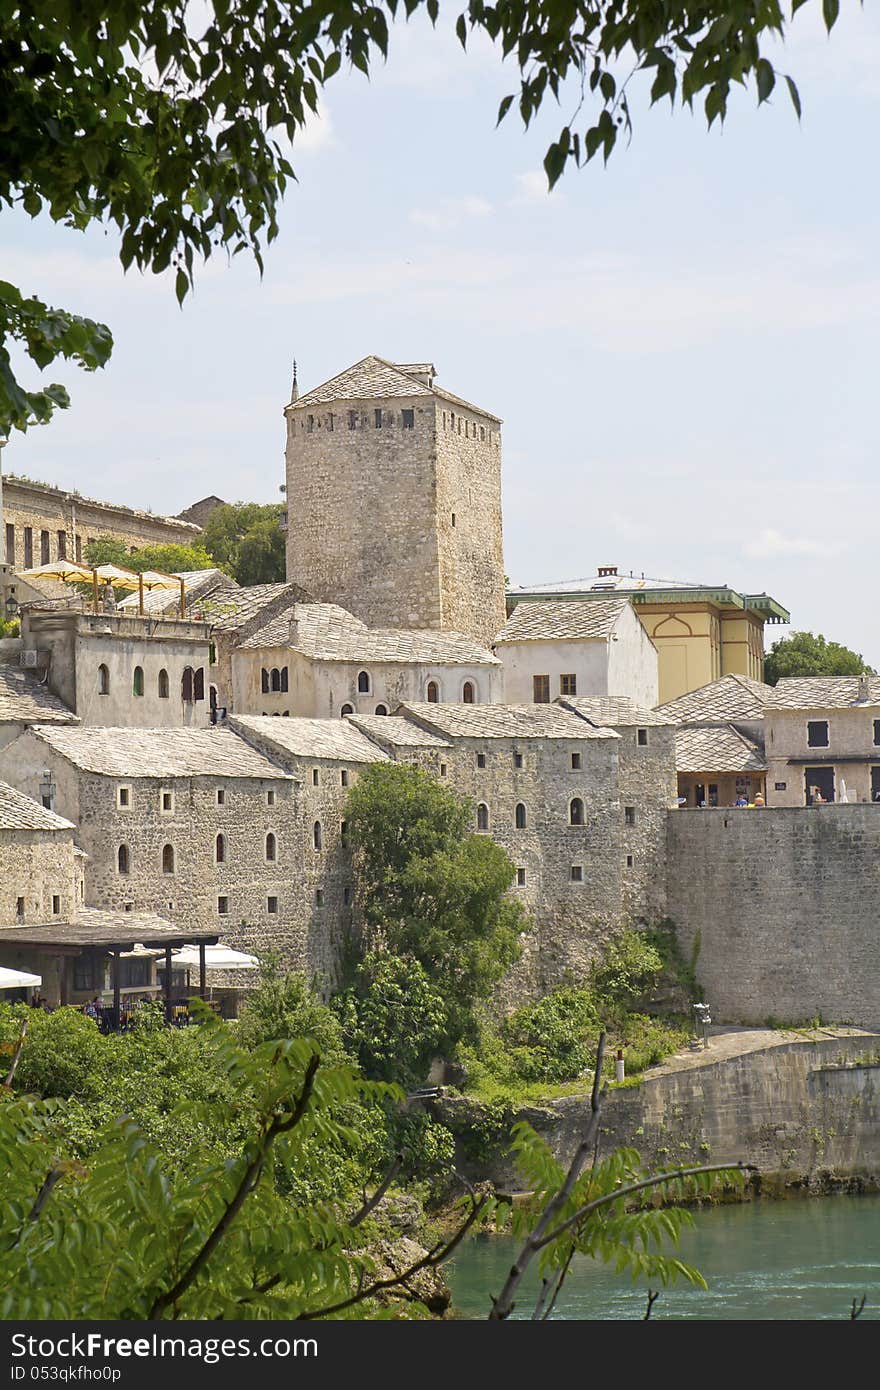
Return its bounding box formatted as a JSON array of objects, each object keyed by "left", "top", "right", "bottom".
[
  {"left": 0, "top": 967, "right": 42, "bottom": 990},
  {"left": 167, "top": 946, "right": 260, "bottom": 971}
]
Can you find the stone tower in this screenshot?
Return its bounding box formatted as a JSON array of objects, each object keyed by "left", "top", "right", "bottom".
[{"left": 284, "top": 356, "right": 506, "bottom": 646}]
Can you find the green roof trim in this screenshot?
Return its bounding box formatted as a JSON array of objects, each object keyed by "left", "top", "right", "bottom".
[{"left": 507, "top": 585, "right": 790, "bottom": 625}]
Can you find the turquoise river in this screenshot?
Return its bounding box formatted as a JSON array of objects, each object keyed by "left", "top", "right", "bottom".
[{"left": 447, "top": 1195, "right": 880, "bottom": 1319}]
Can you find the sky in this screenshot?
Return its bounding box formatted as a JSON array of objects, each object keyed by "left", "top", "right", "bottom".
[{"left": 2, "top": 5, "right": 879, "bottom": 665}]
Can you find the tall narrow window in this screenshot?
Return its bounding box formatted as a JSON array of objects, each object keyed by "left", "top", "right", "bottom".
[
  {"left": 158, "top": 668, "right": 169, "bottom": 699},
  {"left": 571, "top": 751, "right": 582, "bottom": 770},
  {"left": 194, "top": 668, "right": 205, "bottom": 701},
  {"left": 533, "top": 674, "right": 550, "bottom": 703},
  {"left": 162, "top": 844, "right": 175, "bottom": 874},
  {"left": 637, "top": 728, "right": 649, "bottom": 746},
  {"left": 57, "top": 530, "right": 67, "bottom": 560},
  {"left": 270, "top": 668, "right": 281, "bottom": 692},
  {"left": 374, "top": 408, "right": 383, "bottom": 428},
  {"left": 348, "top": 410, "right": 358, "bottom": 430},
  {"left": 624, "top": 806, "right": 636, "bottom": 826},
  {"left": 40, "top": 530, "right": 50, "bottom": 564},
  {"left": 133, "top": 666, "right": 144, "bottom": 697},
  {"left": 261, "top": 669, "right": 270, "bottom": 694},
  {"left": 280, "top": 667, "right": 289, "bottom": 693},
  {"left": 402, "top": 409, "right": 414, "bottom": 429},
  {"left": 5, "top": 523, "right": 14, "bottom": 564},
  {"left": 427, "top": 680, "right": 439, "bottom": 703},
  {"left": 313, "top": 821, "right": 323, "bottom": 851},
  {"left": 357, "top": 671, "right": 370, "bottom": 694},
  {"left": 515, "top": 803, "right": 527, "bottom": 829},
  {"left": 570, "top": 798, "right": 584, "bottom": 826},
  {"left": 117, "top": 844, "right": 130, "bottom": 874},
  {"left": 462, "top": 681, "right": 475, "bottom": 704},
  {"left": 23, "top": 528, "right": 33, "bottom": 568},
  {"left": 215, "top": 833, "right": 226, "bottom": 864},
  {"left": 265, "top": 832, "right": 277, "bottom": 862},
  {"left": 341, "top": 820, "right": 350, "bottom": 847},
  {"left": 476, "top": 803, "right": 489, "bottom": 831},
  {"left": 182, "top": 667, "right": 194, "bottom": 702},
  {"left": 98, "top": 663, "right": 110, "bottom": 695}
]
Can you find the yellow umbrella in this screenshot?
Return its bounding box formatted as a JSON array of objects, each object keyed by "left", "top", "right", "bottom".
[
  {"left": 19, "top": 560, "right": 94, "bottom": 583},
  {"left": 90, "top": 563, "right": 139, "bottom": 615},
  {"left": 133, "top": 569, "right": 186, "bottom": 617}
]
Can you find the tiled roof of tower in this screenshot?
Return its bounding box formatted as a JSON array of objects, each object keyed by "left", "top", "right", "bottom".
[
  {"left": 765, "top": 676, "right": 880, "bottom": 709},
  {"left": 347, "top": 715, "right": 451, "bottom": 748},
  {"left": 198, "top": 584, "right": 302, "bottom": 633},
  {"left": 496, "top": 597, "right": 631, "bottom": 643},
  {"left": 559, "top": 696, "right": 672, "bottom": 728},
  {"left": 0, "top": 780, "right": 75, "bottom": 832},
  {"left": 674, "top": 725, "right": 767, "bottom": 774},
  {"left": 655, "top": 675, "right": 771, "bottom": 725},
  {"left": 289, "top": 355, "right": 501, "bottom": 422},
  {"left": 399, "top": 703, "right": 619, "bottom": 741},
  {"left": 0, "top": 665, "right": 79, "bottom": 726},
  {"left": 242, "top": 602, "right": 500, "bottom": 665},
  {"left": 230, "top": 715, "right": 389, "bottom": 763},
  {"left": 26, "top": 726, "right": 291, "bottom": 779}
]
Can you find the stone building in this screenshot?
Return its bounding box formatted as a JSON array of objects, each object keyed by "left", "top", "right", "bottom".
[
  {"left": 0, "top": 780, "right": 82, "bottom": 929},
  {"left": 233, "top": 601, "right": 502, "bottom": 719},
  {"left": 21, "top": 607, "right": 214, "bottom": 729},
  {"left": 0, "top": 655, "right": 79, "bottom": 750},
  {"left": 284, "top": 357, "right": 506, "bottom": 646},
  {"left": 508, "top": 566, "right": 789, "bottom": 703},
  {"left": 0, "top": 726, "right": 306, "bottom": 969},
  {"left": 495, "top": 597, "right": 659, "bottom": 709},
  {"left": 2, "top": 475, "right": 203, "bottom": 571},
  {"left": 655, "top": 674, "right": 771, "bottom": 807},
  {"left": 763, "top": 675, "right": 880, "bottom": 806}
]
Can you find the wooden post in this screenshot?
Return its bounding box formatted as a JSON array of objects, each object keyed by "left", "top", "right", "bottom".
[
  {"left": 199, "top": 942, "right": 206, "bottom": 999},
  {"left": 164, "top": 945, "right": 173, "bottom": 1024},
  {"left": 91, "top": 568, "right": 99, "bottom": 615},
  {"left": 179, "top": 577, "right": 186, "bottom": 618},
  {"left": 138, "top": 572, "right": 145, "bottom": 616},
  {"left": 111, "top": 950, "right": 120, "bottom": 1031},
  {"left": 58, "top": 954, "right": 69, "bottom": 1007}
]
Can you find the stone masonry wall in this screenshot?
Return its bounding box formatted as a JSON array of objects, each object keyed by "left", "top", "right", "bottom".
[
  {"left": 0, "top": 828, "right": 79, "bottom": 926},
  {"left": 667, "top": 806, "right": 880, "bottom": 1027},
  {"left": 616, "top": 723, "right": 677, "bottom": 925},
  {"left": 433, "top": 402, "right": 506, "bottom": 645}
]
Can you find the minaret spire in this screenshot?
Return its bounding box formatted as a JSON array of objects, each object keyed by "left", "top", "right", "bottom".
[{"left": 290, "top": 358, "right": 299, "bottom": 403}]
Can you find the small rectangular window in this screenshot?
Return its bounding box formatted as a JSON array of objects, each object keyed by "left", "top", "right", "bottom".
[
  {"left": 117, "top": 787, "right": 131, "bottom": 809},
  {"left": 451, "top": 513, "right": 456, "bottom": 527},
  {"left": 341, "top": 770, "right": 349, "bottom": 788},
  {"left": 571, "top": 752, "right": 581, "bottom": 770},
  {"left": 267, "top": 789, "right": 275, "bottom": 806},
  {"left": 23, "top": 528, "right": 33, "bottom": 568},
  {"left": 217, "top": 896, "right": 228, "bottom": 915},
  {"left": 874, "top": 720, "right": 880, "bottom": 747},
  {"left": 16, "top": 897, "right": 25, "bottom": 919},
  {"left": 516, "top": 867, "right": 526, "bottom": 887},
  {"left": 514, "top": 752, "right": 523, "bottom": 769},
  {"left": 374, "top": 408, "right": 383, "bottom": 429},
  {"left": 5, "top": 523, "right": 14, "bottom": 565},
  {"left": 625, "top": 806, "right": 636, "bottom": 826},
  {"left": 476, "top": 752, "right": 486, "bottom": 769},
  {"left": 402, "top": 409, "right": 414, "bottom": 429},
  {"left": 807, "top": 720, "right": 829, "bottom": 748},
  {"left": 348, "top": 410, "right": 358, "bottom": 430},
  {"left": 560, "top": 674, "right": 577, "bottom": 697},
  {"left": 637, "top": 728, "right": 648, "bottom": 746},
  {"left": 57, "top": 530, "right": 67, "bottom": 560},
  {"left": 775, "top": 782, "right": 787, "bottom": 791},
  {"left": 52, "top": 895, "right": 60, "bottom": 915},
  {"left": 533, "top": 675, "right": 550, "bottom": 703},
  {"left": 40, "top": 530, "right": 50, "bottom": 564},
  {"left": 307, "top": 414, "right": 314, "bottom": 433},
  {"left": 570, "top": 865, "right": 583, "bottom": 883},
  {"left": 217, "top": 788, "right": 226, "bottom": 806},
  {"left": 480, "top": 427, "right": 486, "bottom": 441},
  {"left": 161, "top": 789, "right": 174, "bottom": 814},
  {"left": 344, "top": 886, "right": 352, "bottom": 907},
  {"left": 440, "top": 763, "right": 447, "bottom": 777},
  {"left": 312, "top": 769, "right": 319, "bottom": 786},
  {"left": 315, "top": 889, "right": 324, "bottom": 907},
  {"left": 626, "top": 855, "right": 634, "bottom": 869},
  {"left": 267, "top": 896, "right": 278, "bottom": 914}
]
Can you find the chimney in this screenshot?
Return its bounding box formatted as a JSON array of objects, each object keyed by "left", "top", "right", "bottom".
[
  {"left": 857, "top": 674, "right": 870, "bottom": 703},
  {"left": 288, "top": 614, "right": 299, "bottom": 647},
  {"left": 597, "top": 565, "right": 618, "bottom": 578}
]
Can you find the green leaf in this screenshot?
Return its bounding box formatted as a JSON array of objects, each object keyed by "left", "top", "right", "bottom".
[
  {"left": 822, "top": 0, "right": 839, "bottom": 31},
  {"left": 756, "top": 59, "right": 776, "bottom": 104},
  {"left": 496, "top": 94, "right": 514, "bottom": 126},
  {"left": 785, "top": 75, "right": 802, "bottom": 120},
  {"left": 175, "top": 269, "right": 189, "bottom": 306}
]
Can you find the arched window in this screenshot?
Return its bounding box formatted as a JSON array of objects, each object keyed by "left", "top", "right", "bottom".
[
  {"left": 181, "top": 667, "right": 194, "bottom": 702},
  {"left": 341, "top": 703, "right": 354, "bottom": 716},
  {"left": 313, "top": 821, "right": 323, "bottom": 851},
  {"left": 215, "top": 833, "right": 226, "bottom": 864},
  {"left": 375, "top": 704, "right": 388, "bottom": 716},
  {"left": 515, "top": 803, "right": 527, "bottom": 829},
  {"left": 357, "top": 670, "right": 370, "bottom": 694},
  {"left": 265, "top": 832, "right": 277, "bottom": 862},
  {"left": 194, "top": 668, "right": 205, "bottom": 701},
  {"left": 280, "top": 667, "right": 289, "bottom": 693},
  {"left": 133, "top": 666, "right": 144, "bottom": 697},
  {"left": 476, "top": 803, "right": 489, "bottom": 831},
  {"left": 462, "top": 681, "right": 475, "bottom": 704},
  {"left": 162, "top": 844, "right": 175, "bottom": 874},
  {"left": 427, "top": 680, "right": 439, "bottom": 703},
  {"left": 570, "top": 798, "right": 584, "bottom": 827},
  {"left": 158, "top": 668, "right": 169, "bottom": 699},
  {"left": 270, "top": 668, "right": 281, "bottom": 692},
  {"left": 98, "top": 663, "right": 109, "bottom": 696},
  {"left": 117, "top": 844, "right": 130, "bottom": 874},
  {"left": 209, "top": 684, "right": 217, "bottom": 711},
  {"left": 261, "top": 668, "right": 269, "bottom": 694}
]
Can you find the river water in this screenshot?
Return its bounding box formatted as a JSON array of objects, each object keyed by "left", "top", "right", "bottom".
[{"left": 448, "top": 1196, "right": 880, "bottom": 1319}]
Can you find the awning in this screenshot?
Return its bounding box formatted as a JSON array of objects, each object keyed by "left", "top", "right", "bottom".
[
  {"left": 0, "top": 967, "right": 42, "bottom": 990},
  {"left": 165, "top": 946, "right": 260, "bottom": 972}
]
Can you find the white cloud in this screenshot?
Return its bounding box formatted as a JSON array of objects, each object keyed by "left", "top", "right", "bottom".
[
  {"left": 292, "top": 105, "right": 336, "bottom": 155},
  {"left": 409, "top": 196, "right": 492, "bottom": 231},
  {"left": 743, "top": 528, "right": 828, "bottom": 559}
]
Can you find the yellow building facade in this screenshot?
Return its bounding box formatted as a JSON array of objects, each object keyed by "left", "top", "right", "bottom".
[{"left": 507, "top": 568, "right": 789, "bottom": 704}]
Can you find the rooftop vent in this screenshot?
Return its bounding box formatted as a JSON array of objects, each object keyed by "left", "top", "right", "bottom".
[{"left": 597, "top": 565, "right": 618, "bottom": 578}]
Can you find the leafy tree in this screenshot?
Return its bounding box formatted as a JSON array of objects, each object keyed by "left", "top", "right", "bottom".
[
  {"left": 1, "top": 1, "right": 839, "bottom": 432},
  {"left": 202, "top": 502, "right": 287, "bottom": 585},
  {"left": 764, "top": 631, "right": 876, "bottom": 685},
  {"left": 335, "top": 950, "right": 448, "bottom": 1090},
  {"left": 346, "top": 764, "right": 525, "bottom": 1053},
  {"left": 236, "top": 961, "right": 347, "bottom": 1059},
  {"left": 83, "top": 536, "right": 217, "bottom": 574}
]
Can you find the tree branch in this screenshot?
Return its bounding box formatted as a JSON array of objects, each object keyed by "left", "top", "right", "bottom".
[
  {"left": 3, "top": 1018, "right": 28, "bottom": 1088},
  {"left": 346, "top": 1152, "right": 404, "bottom": 1229},
  {"left": 489, "top": 1031, "right": 607, "bottom": 1321},
  {"left": 148, "top": 1051, "right": 321, "bottom": 1319}
]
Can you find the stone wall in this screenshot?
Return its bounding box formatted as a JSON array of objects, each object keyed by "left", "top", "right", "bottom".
[
  {"left": 616, "top": 723, "right": 676, "bottom": 924},
  {"left": 434, "top": 403, "right": 506, "bottom": 645},
  {"left": 3, "top": 478, "right": 201, "bottom": 570},
  {"left": 0, "top": 826, "right": 79, "bottom": 926},
  {"left": 667, "top": 806, "right": 880, "bottom": 1027}
]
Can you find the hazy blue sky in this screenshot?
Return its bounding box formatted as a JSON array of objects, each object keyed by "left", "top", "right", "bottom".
[{"left": 3, "top": 6, "right": 879, "bottom": 663}]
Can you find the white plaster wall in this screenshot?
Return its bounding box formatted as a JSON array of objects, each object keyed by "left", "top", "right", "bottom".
[
  {"left": 497, "top": 638, "right": 611, "bottom": 704},
  {"left": 606, "top": 606, "right": 659, "bottom": 707}
]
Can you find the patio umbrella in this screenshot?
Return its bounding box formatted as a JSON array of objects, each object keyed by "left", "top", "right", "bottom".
[
  {"left": 0, "top": 966, "right": 42, "bottom": 991},
  {"left": 138, "top": 570, "right": 188, "bottom": 618},
  {"left": 169, "top": 946, "right": 259, "bottom": 970},
  {"left": 92, "top": 563, "right": 141, "bottom": 615},
  {"left": 19, "top": 560, "right": 94, "bottom": 584}
]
